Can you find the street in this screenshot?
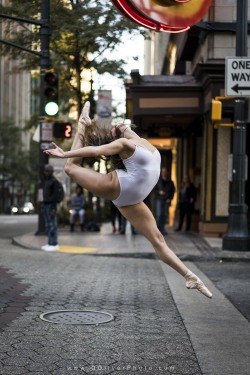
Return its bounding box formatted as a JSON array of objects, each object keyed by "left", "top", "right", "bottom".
[
  {"left": 0, "top": 215, "right": 250, "bottom": 323},
  {"left": 0, "top": 216, "right": 250, "bottom": 374},
  {"left": 197, "top": 259, "right": 250, "bottom": 322},
  {"left": 0, "top": 214, "right": 37, "bottom": 239}
]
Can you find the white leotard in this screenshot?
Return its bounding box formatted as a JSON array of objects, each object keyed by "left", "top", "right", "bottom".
[{"left": 112, "top": 144, "right": 161, "bottom": 207}]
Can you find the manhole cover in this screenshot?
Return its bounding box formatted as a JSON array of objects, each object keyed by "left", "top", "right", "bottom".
[{"left": 39, "top": 310, "right": 114, "bottom": 325}]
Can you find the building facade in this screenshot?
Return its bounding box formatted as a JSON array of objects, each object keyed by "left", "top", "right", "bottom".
[
  {"left": 126, "top": 1, "right": 250, "bottom": 237},
  {"left": 0, "top": 0, "right": 31, "bottom": 147},
  {"left": 0, "top": 0, "right": 32, "bottom": 212}
]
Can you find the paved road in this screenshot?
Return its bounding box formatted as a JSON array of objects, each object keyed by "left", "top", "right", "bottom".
[
  {"left": 196, "top": 259, "right": 250, "bottom": 322},
  {"left": 0, "top": 215, "right": 37, "bottom": 239},
  {"left": 1, "top": 214, "right": 250, "bottom": 324},
  {"left": 0, "top": 219, "right": 250, "bottom": 374},
  {"left": 0, "top": 238, "right": 202, "bottom": 375}
]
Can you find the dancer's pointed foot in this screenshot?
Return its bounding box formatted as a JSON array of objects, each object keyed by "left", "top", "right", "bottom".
[
  {"left": 185, "top": 270, "right": 212, "bottom": 299},
  {"left": 78, "top": 101, "right": 91, "bottom": 136}
]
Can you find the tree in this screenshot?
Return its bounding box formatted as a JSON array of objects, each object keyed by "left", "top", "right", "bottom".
[
  {"left": 0, "top": 0, "right": 143, "bottom": 120},
  {"left": 0, "top": 119, "right": 38, "bottom": 212},
  {"left": 0, "top": 119, "right": 20, "bottom": 178}
]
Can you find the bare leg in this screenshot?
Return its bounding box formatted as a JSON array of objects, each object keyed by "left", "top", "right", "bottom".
[
  {"left": 64, "top": 102, "right": 120, "bottom": 200},
  {"left": 66, "top": 101, "right": 91, "bottom": 167},
  {"left": 118, "top": 202, "right": 212, "bottom": 298},
  {"left": 118, "top": 202, "right": 189, "bottom": 276}
]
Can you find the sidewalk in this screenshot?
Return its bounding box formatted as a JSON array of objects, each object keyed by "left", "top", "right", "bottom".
[
  {"left": 13, "top": 222, "right": 250, "bottom": 261},
  {"left": 0, "top": 224, "right": 249, "bottom": 374}
]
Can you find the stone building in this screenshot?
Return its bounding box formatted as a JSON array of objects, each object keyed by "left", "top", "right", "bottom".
[
  {"left": 0, "top": 0, "right": 32, "bottom": 211},
  {"left": 0, "top": 0, "right": 31, "bottom": 148},
  {"left": 126, "top": 2, "right": 250, "bottom": 237}
]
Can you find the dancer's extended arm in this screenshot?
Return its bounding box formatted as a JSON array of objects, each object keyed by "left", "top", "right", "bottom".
[{"left": 43, "top": 138, "right": 132, "bottom": 159}]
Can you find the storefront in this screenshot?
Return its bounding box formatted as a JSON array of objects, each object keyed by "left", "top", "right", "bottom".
[{"left": 126, "top": 67, "right": 250, "bottom": 236}]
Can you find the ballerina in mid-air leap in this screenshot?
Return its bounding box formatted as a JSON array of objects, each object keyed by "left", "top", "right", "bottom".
[{"left": 44, "top": 101, "right": 212, "bottom": 299}]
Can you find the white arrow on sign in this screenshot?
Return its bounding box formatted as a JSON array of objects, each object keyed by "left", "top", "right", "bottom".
[{"left": 225, "top": 57, "right": 250, "bottom": 97}]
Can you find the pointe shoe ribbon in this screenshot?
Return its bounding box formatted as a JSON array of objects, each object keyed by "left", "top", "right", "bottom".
[
  {"left": 185, "top": 271, "right": 212, "bottom": 299},
  {"left": 78, "top": 101, "right": 91, "bottom": 135}
]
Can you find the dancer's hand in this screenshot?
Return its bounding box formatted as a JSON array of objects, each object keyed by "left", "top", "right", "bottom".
[
  {"left": 78, "top": 101, "right": 91, "bottom": 131},
  {"left": 43, "top": 142, "right": 65, "bottom": 158}
]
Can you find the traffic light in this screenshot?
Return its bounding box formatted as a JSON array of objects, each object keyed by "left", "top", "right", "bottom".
[
  {"left": 211, "top": 97, "right": 234, "bottom": 128},
  {"left": 53, "top": 122, "right": 72, "bottom": 139},
  {"left": 211, "top": 99, "right": 222, "bottom": 122},
  {"left": 44, "top": 71, "right": 59, "bottom": 116}
]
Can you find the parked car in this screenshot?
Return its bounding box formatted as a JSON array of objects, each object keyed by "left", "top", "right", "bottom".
[{"left": 11, "top": 202, "right": 35, "bottom": 215}]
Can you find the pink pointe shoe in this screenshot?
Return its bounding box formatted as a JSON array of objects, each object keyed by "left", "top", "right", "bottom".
[{"left": 185, "top": 271, "right": 212, "bottom": 299}]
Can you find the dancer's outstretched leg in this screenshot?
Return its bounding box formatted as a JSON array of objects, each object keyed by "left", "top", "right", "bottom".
[
  {"left": 64, "top": 102, "right": 120, "bottom": 201},
  {"left": 66, "top": 101, "right": 92, "bottom": 167},
  {"left": 118, "top": 202, "right": 212, "bottom": 298}
]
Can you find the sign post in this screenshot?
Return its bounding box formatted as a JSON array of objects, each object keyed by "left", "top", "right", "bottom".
[{"left": 223, "top": 0, "right": 250, "bottom": 251}]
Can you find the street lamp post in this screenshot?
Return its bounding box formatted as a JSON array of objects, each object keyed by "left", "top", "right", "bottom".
[{"left": 222, "top": 0, "right": 250, "bottom": 251}]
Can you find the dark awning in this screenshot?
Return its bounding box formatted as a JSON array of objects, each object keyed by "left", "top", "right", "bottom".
[{"left": 126, "top": 70, "right": 203, "bottom": 137}]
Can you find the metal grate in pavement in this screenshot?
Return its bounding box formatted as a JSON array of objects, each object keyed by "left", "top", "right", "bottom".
[{"left": 39, "top": 310, "right": 114, "bottom": 325}]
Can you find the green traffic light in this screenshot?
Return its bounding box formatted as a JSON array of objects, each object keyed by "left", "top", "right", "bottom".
[
  {"left": 44, "top": 71, "right": 59, "bottom": 116},
  {"left": 45, "top": 102, "right": 59, "bottom": 116}
]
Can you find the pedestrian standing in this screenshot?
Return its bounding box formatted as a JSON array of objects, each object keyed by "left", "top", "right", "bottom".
[
  {"left": 110, "top": 201, "right": 122, "bottom": 233},
  {"left": 175, "top": 175, "right": 197, "bottom": 232},
  {"left": 42, "top": 164, "right": 59, "bottom": 251},
  {"left": 69, "top": 186, "right": 85, "bottom": 232},
  {"left": 155, "top": 167, "right": 175, "bottom": 235},
  {"left": 119, "top": 216, "right": 136, "bottom": 235}
]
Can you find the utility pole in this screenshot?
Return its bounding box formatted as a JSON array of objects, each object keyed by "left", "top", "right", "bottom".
[
  {"left": 37, "top": 0, "right": 51, "bottom": 234},
  {"left": 223, "top": 0, "right": 250, "bottom": 251}
]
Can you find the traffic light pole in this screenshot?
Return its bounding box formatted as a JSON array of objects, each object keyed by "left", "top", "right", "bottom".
[
  {"left": 37, "top": 0, "right": 51, "bottom": 234},
  {"left": 222, "top": 0, "right": 250, "bottom": 251}
]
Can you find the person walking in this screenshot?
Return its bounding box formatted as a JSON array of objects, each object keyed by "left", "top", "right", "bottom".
[
  {"left": 155, "top": 167, "right": 175, "bottom": 235},
  {"left": 42, "top": 164, "right": 60, "bottom": 251},
  {"left": 175, "top": 175, "right": 197, "bottom": 232},
  {"left": 69, "top": 186, "right": 85, "bottom": 232},
  {"left": 44, "top": 102, "right": 212, "bottom": 298}
]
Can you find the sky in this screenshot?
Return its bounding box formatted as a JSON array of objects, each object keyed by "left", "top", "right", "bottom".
[{"left": 93, "top": 33, "right": 145, "bottom": 120}]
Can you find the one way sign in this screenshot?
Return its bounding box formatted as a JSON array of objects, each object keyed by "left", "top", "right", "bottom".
[{"left": 225, "top": 57, "right": 250, "bottom": 97}]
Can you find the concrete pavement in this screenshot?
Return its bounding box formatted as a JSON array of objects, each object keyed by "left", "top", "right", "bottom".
[{"left": 0, "top": 224, "right": 249, "bottom": 374}]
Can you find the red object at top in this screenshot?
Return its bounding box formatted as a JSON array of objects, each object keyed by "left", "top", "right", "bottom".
[{"left": 112, "top": 0, "right": 212, "bottom": 33}]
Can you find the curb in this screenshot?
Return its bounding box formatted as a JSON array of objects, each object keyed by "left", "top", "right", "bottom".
[
  {"left": 12, "top": 236, "right": 41, "bottom": 251},
  {"left": 12, "top": 232, "right": 250, "bottom": 262}
]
